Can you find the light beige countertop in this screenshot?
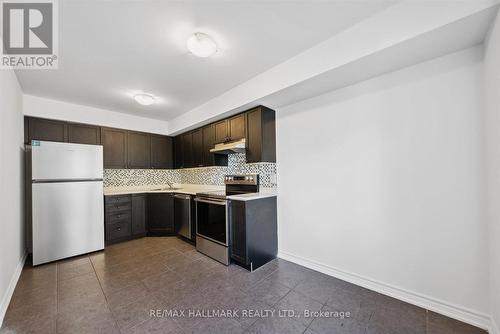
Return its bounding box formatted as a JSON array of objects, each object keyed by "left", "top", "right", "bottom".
[
  {"left": 104, "top": 184, "right": 277, "bottom": 201},
  {"left": 226, "top": 189, "right": 277, "bottom": 201},
  {"left": 103, "top": 184, "right": 223, "bottom": 196}
]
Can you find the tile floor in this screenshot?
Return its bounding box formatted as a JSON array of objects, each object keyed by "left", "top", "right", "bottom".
[{"left": 0, "top": 237, "right": 487, "bottom": 334}]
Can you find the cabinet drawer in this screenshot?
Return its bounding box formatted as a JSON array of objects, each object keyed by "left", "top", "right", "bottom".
[
  {"left": 106, "top": 220, "right": 131, "bottom": 241},
  {"left": 105, "top": 202, "right": 131, "bottom": 214},
  {"left": 105, "top": 195, "right": 131, "bottom": 205},
  {"left": 106, "top": 211, "right": 131, "bottom": 224}
]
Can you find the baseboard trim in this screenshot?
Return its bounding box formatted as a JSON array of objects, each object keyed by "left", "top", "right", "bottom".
[
  {"left": 278, "top": 250, "right": 491, "bottom": 331},
  {"left": 0, "top": 252, "right": 27, "bottom": 328},
  {"left": 491, "top": 318, "right": 500, "bottom": 334}
]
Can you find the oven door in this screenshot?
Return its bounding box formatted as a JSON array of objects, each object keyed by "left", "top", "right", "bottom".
[{"left": 195, "top": 197, "right": 228, "bottom": 246}]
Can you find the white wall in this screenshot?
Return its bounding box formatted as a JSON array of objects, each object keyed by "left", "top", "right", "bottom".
[
  {"left": 484, "top": 8, "right": 500, "bottom": 334},
  {"left": 23, "top": 95, "right": 169, "bottom": 135},
  {"left": 277, "top": 46, "right": 490, "bottom": 327},
  {"left": 0, "top": 68, "right": 26, "bottom": 325}
]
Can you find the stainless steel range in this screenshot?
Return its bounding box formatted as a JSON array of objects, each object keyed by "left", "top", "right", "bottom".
[{"left": 195, "top": 175, "right": 259, "bottom": 265}]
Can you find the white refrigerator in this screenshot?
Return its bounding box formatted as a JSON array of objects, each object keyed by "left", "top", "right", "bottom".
[{"left": 27, "top": 141, "right": 104, "bottom": 265}]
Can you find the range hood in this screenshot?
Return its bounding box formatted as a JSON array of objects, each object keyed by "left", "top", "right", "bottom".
[{"left": 210, "top": 138, "right": 246, "bottom": 154}]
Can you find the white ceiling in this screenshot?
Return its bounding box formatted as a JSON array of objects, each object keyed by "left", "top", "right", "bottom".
[{"left": 16, "top": 0, "right": 394, "bottom": 121}]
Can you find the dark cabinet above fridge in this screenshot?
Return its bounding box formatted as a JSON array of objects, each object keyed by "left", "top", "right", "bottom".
[
  {"left": 68, "top": 123, "right": 101, "bottom": 145},
  {"left": 25, "top": 116, "right": 174, "bottom": 170}
]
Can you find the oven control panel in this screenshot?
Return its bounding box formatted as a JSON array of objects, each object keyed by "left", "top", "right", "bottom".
[{"left": 224, "top": 174, "right": 259, "bottom": 185}]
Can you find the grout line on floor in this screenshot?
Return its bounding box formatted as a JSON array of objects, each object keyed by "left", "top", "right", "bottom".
[
  {"left": 426, "top": 309, "right": 429, "bottom": 334},
  {"left": 89, "top": 253, "right": 122, "bottom": 334},
  {"left": 55, "top": 261, "right": 58, "bottom": 334}
]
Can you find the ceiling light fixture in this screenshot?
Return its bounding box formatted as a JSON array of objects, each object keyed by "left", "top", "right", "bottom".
[
  {"left": 186, "top": 32, "right": 217, "bottom": 58},
  {"left": 134, "top": 93, "right": 155, "bottom": 106}
]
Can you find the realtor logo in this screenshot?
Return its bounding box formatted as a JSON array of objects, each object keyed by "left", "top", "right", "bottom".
[{"left": 1, "top": 0, "right": 58, "bottom": 69}]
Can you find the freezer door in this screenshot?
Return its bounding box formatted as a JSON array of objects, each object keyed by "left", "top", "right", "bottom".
[
  {"left": 32, "top": 181, "right": 104, "bottom": 265},
  {"left": 32, "top": 141, "right": 103, "bottom": 181}
]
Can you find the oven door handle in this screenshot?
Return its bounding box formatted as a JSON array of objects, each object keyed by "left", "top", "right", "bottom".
[{"left": 194, "top": 198, "right": 226, "bottom": 205}]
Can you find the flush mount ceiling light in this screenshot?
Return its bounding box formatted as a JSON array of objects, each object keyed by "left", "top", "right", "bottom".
[
  {"left": 134, "top": 93, "right": 155, "bottom": 106},
  {"left": 186, "top": 32, "right": 217, "bottom": 58}
]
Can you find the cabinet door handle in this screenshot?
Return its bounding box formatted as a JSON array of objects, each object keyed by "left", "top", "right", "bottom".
[{"left": 116, "top": 227, "right": 121, "bottom": 231}]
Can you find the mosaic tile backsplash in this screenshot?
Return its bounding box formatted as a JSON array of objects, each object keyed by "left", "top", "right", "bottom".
[
  {"left": 103, "top": 169, "right": 180, "bottom": 187},
  {"left": 104, "top": 153, "right": 277, "bottom": 188}
]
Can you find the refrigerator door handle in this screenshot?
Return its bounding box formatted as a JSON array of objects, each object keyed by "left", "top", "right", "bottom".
[{"left": 33, "top": 178, "right": 104, "bottom": 183}]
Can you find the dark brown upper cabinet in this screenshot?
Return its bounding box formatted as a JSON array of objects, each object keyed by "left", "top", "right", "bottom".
[
  {"left": 150, "top": 135, "right": 173, "bottom": 169},
  {"left": 228, "top": 113, "right": 246, "bottom": 141},
  {"left": 174, "top": 135, "right": 184, "bottom": 169},
  {"left": 246, "top": 106, "right": 276, "bottom": 163},
  {"left": 182, "top": 132, "right": 193, "bottom": 168},
  {"left": 214, "top": 119, "right": 229, "bottom": 144},
  {"left": 202, "top": 124, "right": 228, "bottom": 167},
  {"left": 171, "top": 106, "right": 274, "bottom": 168},
  {"left": 68, "top": 123, "right": 101, "bottom": 145},
  {"left": 27, "top": 117, "right": 68, "bottom": 144},
  {"left": 202, "top": 124, "right": 215, "bottom": 166},
  {"left": 26, "top": 117, "right": 174, "bottom": 170},
  {"left": 213, "top": 113, "right": 246, "bottom": 144},
  {"left": 127, "top": 131, "right": 151, "bottom": 169},
  {"left": 192, "top": 128, "right": 204, "bottom": 167},
  {"left": 102, "top": 127, "right": 128, "bottom": 168}
]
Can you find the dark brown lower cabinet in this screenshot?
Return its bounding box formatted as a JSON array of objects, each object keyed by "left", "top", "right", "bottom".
[
  {"left": 230, "top": 200, "right": 247, "bottom": 264},
  {"left": 229, "top": 197, "right": 278, "bottom": 271},
  {"left": 105, "top": 221, "right": 131, "bottom": 243},
  {"left": 105, "top": 193, "right": 176, "bottom": 244},
  {"left": 105, "top": 195, "right": 132, "bottom": 245},
  {"left": 131, "top": 194, "right": 147, "bottom": 236},
  {"left": 105, "top": 194, "right": 147, "bottom": 244},
  {"left": 147, "top": 193, "right": 174, "bottom": 235}
]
